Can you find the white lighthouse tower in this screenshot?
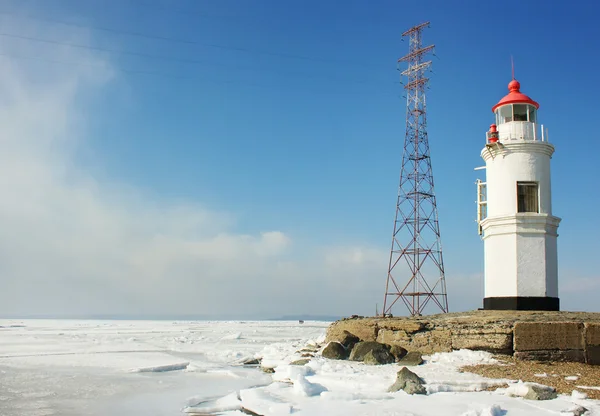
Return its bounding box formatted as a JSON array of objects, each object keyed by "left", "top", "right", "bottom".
[{"left": 476, "top": 78, "right": 561, "bottom": 311}]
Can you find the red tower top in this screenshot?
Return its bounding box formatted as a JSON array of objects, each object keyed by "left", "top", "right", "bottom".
[{"left": 492, "top": 79, "right": 539, "bottom": 113}]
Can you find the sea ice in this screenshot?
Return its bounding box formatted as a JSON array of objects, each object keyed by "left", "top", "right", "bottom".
[
  {"left": 132, "top": 362, "right": 190, "bottom": 373},
  {"left": 2, "top": 319, "right": 600, "bottom": 416},
  {"left": 183, "top": 391, "right": 242, "bottom": 414}
]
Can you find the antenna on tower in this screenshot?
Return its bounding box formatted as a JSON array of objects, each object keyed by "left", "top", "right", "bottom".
[
  {"left": 382, "top": 22, "right": 449, "bottom": 317},
  {"left": 511, "top": 55, "right": 515, "bottom": 80}
]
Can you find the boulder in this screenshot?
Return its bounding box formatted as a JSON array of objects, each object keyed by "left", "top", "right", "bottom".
[
  {"left": 523, "top": 384, "right": 557, "bottom": 401},
  {"left": 362, "top": 349, "right": 395, "bottom": 365},
  {"left": 388, "top": 367, "right": 426, "bottom": 395},
  {"left": 290, "top": 359, "right": 310, "bottom": 366},
  {"left": 349, "top": 341, "right": 391, "bottom": 362},
  {"left": 397, "top": 351, "right": 423, "bottom": 366},
  {"left": 322, "top": 342, "right": 348, "bottom": 360},
  {"left": 390, "top": 345, "right": 408, "bottom": 362},
  {"left": 241, "top": 357, "right": 261, "bottom": 365},
  {"left": 261, "top": 366, "right": 275, "bottom": 373},
  {"left": 241, "top": 406, "right": 262, "bottom": 416},
  {"left": 560, "top": 406, "right": 588, "bottom": 416},
  {"left": 337, "top": 330, "right": 361, "bottom": 350},
  {"left": 404, "top": 380, "right": 427, "bottom": 395}
]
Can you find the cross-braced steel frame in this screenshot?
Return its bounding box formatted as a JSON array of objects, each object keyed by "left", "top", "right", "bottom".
[{"left": 382, "top": 22, "right": 448, "bottom": 317}]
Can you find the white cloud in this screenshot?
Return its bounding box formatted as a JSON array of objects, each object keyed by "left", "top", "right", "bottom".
[{"left": 0, "top": 18, "right": 393, "bottom": 318}]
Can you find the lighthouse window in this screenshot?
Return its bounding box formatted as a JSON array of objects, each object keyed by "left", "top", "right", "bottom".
[
  {"left": 513, "top": 105, "right": 528, "bottom": 121},
  {"left": 498, "top": 105, "right": 512, "bottom": 123},
  {"left": 528, "top": 106, "right": 537, "bottom": 123},
  {"left": 517, "top": 182, "right": 539, "bottom": 213}
]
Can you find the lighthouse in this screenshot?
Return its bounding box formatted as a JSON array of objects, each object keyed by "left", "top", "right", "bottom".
[{"left": 476, "top": 78, "right": 561, "bottom": 311}]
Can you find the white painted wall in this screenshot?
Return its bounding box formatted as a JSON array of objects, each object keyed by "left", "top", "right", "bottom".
[
  {"left": 482, "top": 142, "right": 554, "bottom": 217},
  {"left": 545, "top": 234, "right": 559, "bottom": 297},
  {"left": 516, "top": 233, "right": 547, "bottom": 297},
  {"left": 483, "top": 230, "right": 516, "bottom": 297},
  {"left": 480, "top": 117, "right": 561, "bottom": 301}
]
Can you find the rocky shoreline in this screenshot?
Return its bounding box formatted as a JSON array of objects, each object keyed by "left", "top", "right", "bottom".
[
  {"left": 217, "top": 318, "right": 600, "bottom": 415},
  {"left": 321, "top": 329, "right": 430, "bottom": 394},
  {"left": 325, "top": 310, "right": 600, "bottom": 364}
]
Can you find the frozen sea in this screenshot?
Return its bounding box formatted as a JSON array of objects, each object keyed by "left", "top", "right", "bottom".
[{"left": 1, "top": 319, "right": 599, "bottom": 416}]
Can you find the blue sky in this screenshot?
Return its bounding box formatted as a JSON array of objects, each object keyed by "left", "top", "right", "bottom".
[{"left": 0, "top": 0, "right": 598, "bottom": 318}]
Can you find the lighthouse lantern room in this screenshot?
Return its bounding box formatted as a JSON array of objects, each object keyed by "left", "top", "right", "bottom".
[{"left": 476, "top": 78, "right": 561, "bottom": 311}]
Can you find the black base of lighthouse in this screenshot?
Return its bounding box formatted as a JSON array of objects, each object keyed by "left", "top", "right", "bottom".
[{"left": 483, "top": 297, "right": 560, "bottom": 311}]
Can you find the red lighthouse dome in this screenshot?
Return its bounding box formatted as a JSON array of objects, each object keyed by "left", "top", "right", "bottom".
[{"left": 492, "top": 79, "right": 539, "bottom": 113}]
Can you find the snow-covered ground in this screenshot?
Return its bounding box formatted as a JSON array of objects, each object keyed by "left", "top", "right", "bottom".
[{"left": 0, "top": 319, "right": 598, "bottom": 415}]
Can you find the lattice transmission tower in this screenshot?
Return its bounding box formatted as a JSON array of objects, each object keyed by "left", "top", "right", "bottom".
[{"left": 382, "top": 22, "right": 448, "bottom": 317}]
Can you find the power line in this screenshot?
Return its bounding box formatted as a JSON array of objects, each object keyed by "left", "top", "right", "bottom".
[
  {"left": 0, "top": 30, "right": 394, "bottom": 87},
  {"left": 0, "top": 50, "right": 192, "bottom": 79},
  {"left": 128, "top": 0, "right": 385, "bottom": 31},
  {"left": 0, "top": 11, "right": 381, "bottom": 68},
  {"left": 0, "top": 31, "right": 244, "bottom": 67},
  {"left": 0, "top": 51, "right": 399, "bottom": 98},
  {"left": 125, "top": 0, "right": 245, "bottom": 22}
]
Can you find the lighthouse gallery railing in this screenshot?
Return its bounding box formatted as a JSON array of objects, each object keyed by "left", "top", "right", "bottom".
[{"left": 487, "top": 122, "right": 548, "bottom": 143}]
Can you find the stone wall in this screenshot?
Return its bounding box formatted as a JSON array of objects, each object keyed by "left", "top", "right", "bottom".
[
  {"left": 586, "top": 323, "right": 600, "bottom": 365},
  {"left": 325, "top": 310, "right": 600, "bottom": 364}
]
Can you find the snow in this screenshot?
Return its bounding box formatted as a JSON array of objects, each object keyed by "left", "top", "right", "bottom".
[
  {"left": 1, "top": 319, "right": 599, "bottom": 416},
  {"left": 183, "top": 391, "right": 242, "bottom": 414},
  {"left": 497, "top": 380, "right": 557, "bottom": 398},
  {"left": 459, "top": 404, "right": 504, "bottom": 416},
  {"left": 292, "top": 374, "right": 328, "bottom": 397},
  {"left": 572, "top": 390, "right": 589, "bottom": 400},
  {"left": 221, "top": 332, "right": 243, "bottom": 341}
]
